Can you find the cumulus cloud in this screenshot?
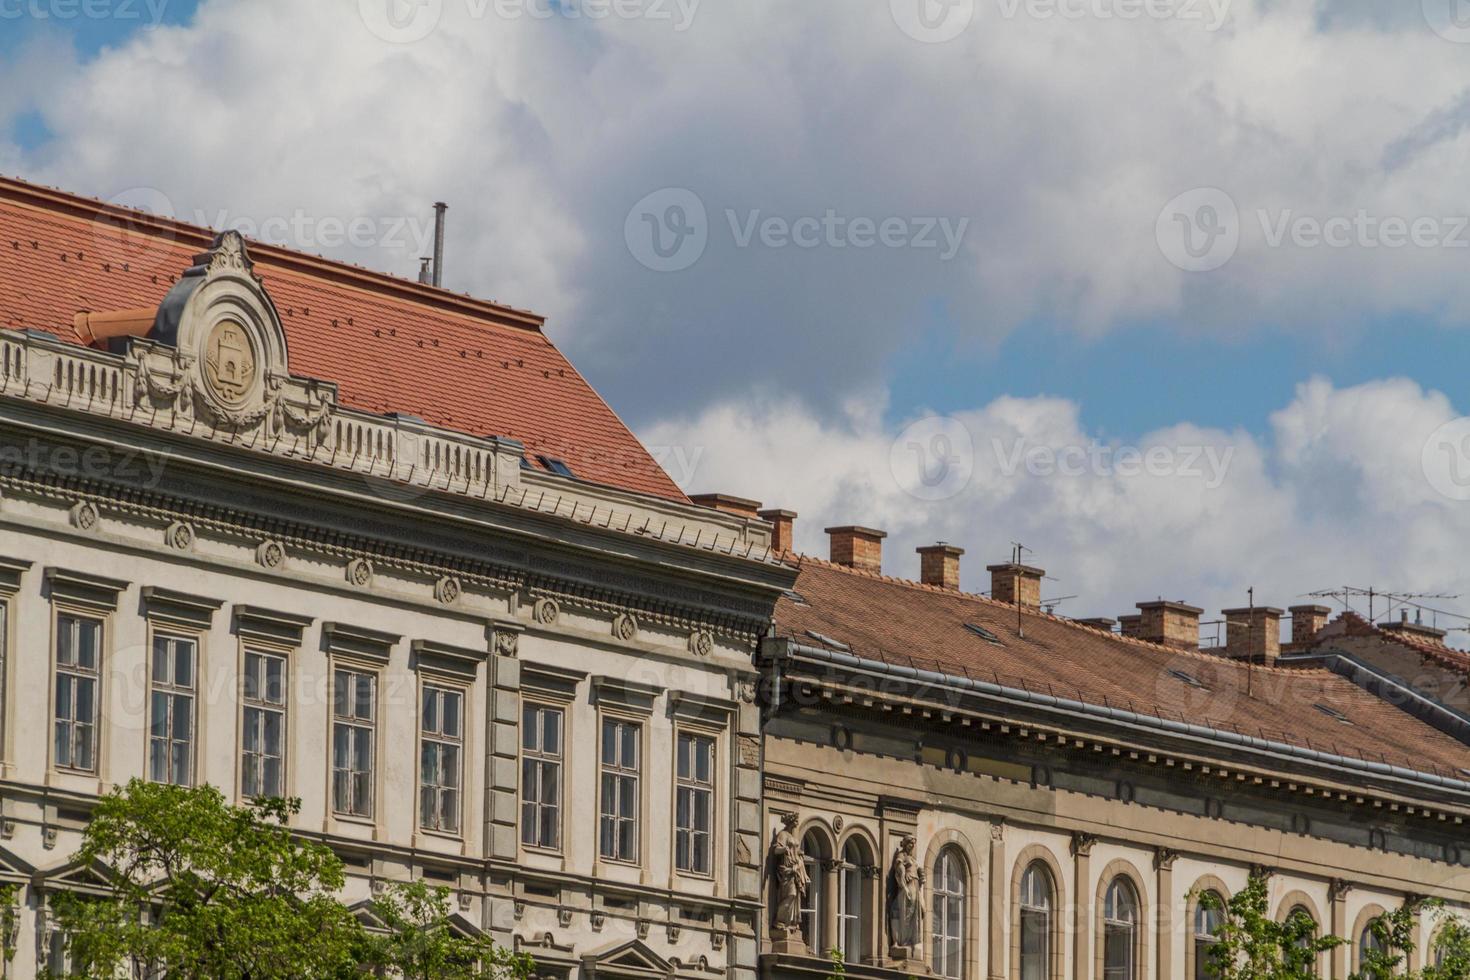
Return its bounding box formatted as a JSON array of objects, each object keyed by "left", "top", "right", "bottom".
[
  {"left": 6, "top": 0, "right": 1470, "bottom": 424},
  {"left": 644, "top": 377, "right": 1470, "bottom": 641}
]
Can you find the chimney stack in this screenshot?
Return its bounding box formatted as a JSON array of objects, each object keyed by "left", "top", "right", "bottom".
[
  {"left": 1076, "top": 617, "right": 1117, "bottom": 633},
  {"left": 1289, "top": 604, "right": 1332, "bottom": 647},
  {"left": 1136, "top": 601, "right": 1203, "bottom": 650},
  {"left": 826, "top": 526, "right": 886, "bottom": 573},
  {"left": 917, "top": 543, "right": 964, "bottom": 590},
  {"left": 988, "top": 562, "right": 1044, "bottom": 607},
  {"left": 1118, "top": 614, "right": 1142, "bottom": 638},
  {"left": 758, "top": 508, "right": 797, "bottom": 554},
  {"left": 1223, "top": 606, "right": 1283, "bottom": 664},
  {"left": 690, "top": 493, "right": 762, "bottom": 521}
]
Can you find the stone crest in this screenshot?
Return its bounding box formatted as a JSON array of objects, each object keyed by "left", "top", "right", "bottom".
[{"left": 202, "top": 318, "right": 257, "bottom": 408}]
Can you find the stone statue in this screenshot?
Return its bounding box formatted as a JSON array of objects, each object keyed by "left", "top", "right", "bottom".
[
  {"left": 886, "top": 834, "right": 925, "bottom": 957},
  {"left": 767, "top": 813, "right": 810, "bottom": 947}
]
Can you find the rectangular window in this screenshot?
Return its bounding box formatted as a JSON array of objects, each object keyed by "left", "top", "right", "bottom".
[
  {"left": 599, "top": 717, "right": 640, "bottom": 862},
  {"left": 149, "top": 634, "right": 197, "bottom": 786},
  {"left": 520, "top": 703, "right": 563, "bottom": 849},
  {"left": 332, "top": 668, "right": 376, "bottom": 818},
  {"left": 674, "top": 732, "right": 715, "bottom": 874},
  {"left": 241, "top": 650, "right": 287, "bottom": 799},
  {"left": 419, "top": 685, "right": 463, "bottom": 834},
  {"left": 54, "top": 613, "right": 101, "bottom": 772}
]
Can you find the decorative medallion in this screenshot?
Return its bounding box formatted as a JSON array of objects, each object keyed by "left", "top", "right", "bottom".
[
  {"left": 256, "top": 539, "right": 286, "bottom": 569},
  {"left": 434, "top": 576, "right": 462, "bottom": 605},
  {"left": 833, "top": 815, "right": 844, "bottom": 832},
  {"left": 203, "top": 318, "right": 258, "bottom": 408},
  {"left": 494, "top": 631, "right": 519, "bottom": 659},
  {"left": 688, "top": 630, "right": 714, "bottom": 657},
  {"left": 69, "top": 501, "right": 99, "bottom": 531},
  {"left": 667, "top": 925, "right": 681, "bottom": 943},
  {"left": 557, "top": 908, "right": 573, "bottom": 928},
  {"left": 533, "top": 597, "right": 559, "bottom": 626},
  {"left": 591, "top": 912, "right": 606, "bottom": 932},
  {"left": 346, "top": 558, "right": 374, "bottom": 589},
  {"left": 612, "top": 612, "right": 638, "bottom": 642},
  {"left": 165, "top": 521, "right": 195, "bottom": 551}
]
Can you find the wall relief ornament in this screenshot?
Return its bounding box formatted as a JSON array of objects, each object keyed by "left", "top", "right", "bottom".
[
  {"left": 434, "top": 576, "right": 462, "bottom": 605},
  {"left": 255, "top": 539, "right": 286, "bottom": 569},
  {"left": 612, "top": 612, "right": 639, "bottom": 642},
  {"left": 165, "top": 521, "right": 195, "bottom": 551},
  {"left": 69, "top": 501, "right": 99, "bottom": 531},
  {"left": 688, "top": 630, "right": 714, "bottom": 657},
  {"left": 533, "top": 597, "right": 560, "bottom": 626},
  {"left": 345, "top": 558, "right": 374, "bottom": 589},
  {"left": 494, "top": 630, "right": 519, "bottom": 658}
]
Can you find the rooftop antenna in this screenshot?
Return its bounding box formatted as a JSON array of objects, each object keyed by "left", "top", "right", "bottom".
[
  {"left": 431, "top": 202, "right": 447, "bottom": 288},
  {"left": 1246, "top": 586, "right": 1254, "bottom": 698}
]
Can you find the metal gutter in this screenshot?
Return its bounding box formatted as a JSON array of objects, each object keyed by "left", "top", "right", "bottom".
[
  {"left": 782, "top": 641, "right": 1470, "bottom": 800},
  {"left": 1279, "top": 649, "right": 1470, "bottom": 745}
]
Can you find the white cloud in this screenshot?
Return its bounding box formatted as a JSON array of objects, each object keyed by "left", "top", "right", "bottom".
[
  {"left": 643, "top": 377, "right": 1470, "bottom": 641},
  {"left": 7, "top": 0, "right": 1470, "bottom": 423}
]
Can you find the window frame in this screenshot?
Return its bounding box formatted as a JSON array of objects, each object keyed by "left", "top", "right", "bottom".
[
  {"left": 799, "top": 829, "right": 831, "bottom": 954},
  {"left": 931, "top": 846, "right": 967, "bottom": 980},
  {"left": 417, "top": 679, "right": 466, "bottom": 837},
  {"left": 673, "top": 727, "right": 718, "bottom": 878},
  {"left": 519, "top": 698, "right": 566, "bottom": 853},
  {"left": 835, "top": 835, "right": 875, "bottom": 966},
  {"left": 1188, "top": 885, "right": 1229, "bottom": 980},
  {"left": 1011, "top": 850, "right": 1063, "bottom": 980},
  {"left": 330, "top": 663, "right": 379, "bottom": 821},
  {"left": 1100, "top": 875, "right": 1140, "bottom": 980},
  {"left": 239, "top": 644, "right": 290, "bottom": 801},
  {"left": 597, "top": 712, "right": 644, "bottom": 865},
  {"left": 51, "top": 608, "right": 105, "bottom": 776},
  {"left": 146, "top": 629, "right": 199, "bottom": 787}
]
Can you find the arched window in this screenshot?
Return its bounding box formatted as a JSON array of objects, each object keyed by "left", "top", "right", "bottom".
[
  {"left": 1285, "top": 905, "right": 1318, "bottom": 974},
  {"left": 1019, "top": 863, "right": 1053, "bottom": 980},
  {"left": 931, "top": 848, "right": 966, "bottom": 979},
  {"left": 1359, "top": 918, "right": 1387, "bottom": 969},
  {"left": 1194, "top": 893, "right": 1225, "bottom": 979},
  {"left": 837, "top": 838, "right": 873, "bottom": 964},
  {"left": 801, "top": 831, "right": 827, "bottom": 952},
  {"left": 1102, "top": 878, "right": 1138, "bottom": 980}
]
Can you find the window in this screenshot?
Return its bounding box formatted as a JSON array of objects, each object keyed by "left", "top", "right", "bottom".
[
  {"left": 1019, "top": 863, "right": 1052, "bottom": 980},
  {"left": 54, "top": 613, "right": 101, "bottom": 772},
  {"left": 149, "top": 634, "right": 197, "bottom": 786},
  {"left": 599, "top": 717, "right": 640, "bottom": 862},
  {"left": 800, "top": 832, "right": 827, "bottom": 951},
  {"left": 1359, "top": 919, "right": 1387, "bottom": 970},
  {"left": 241, "top": 650, "right": 286, "bottom": 799},
  {"left": 931, "top": 848, "right": 966, "bottom": 979},
  {"left": 331, "top": 668, "right": 376, "bottom": 818},
  {"left": 1195, "top": 894, "right": 1225, "bottom": 980},
  {"left": 675, "top": 732, "right": 715, "bottom": 874},
  {"left": 420, "top": 685, "right": 463, "bottom": 834},
  {"left": 521, "top": 703, "right": 563, "bottom": 849},
  {"left": 837, "top": 838, "right": 873, "bottom": 964},
  {"left": 1103, "top": 878, "right": 1138, "bottom": 980},
  {"left": 1285, "top": 906, "right": 1318, "bottom": 975}
]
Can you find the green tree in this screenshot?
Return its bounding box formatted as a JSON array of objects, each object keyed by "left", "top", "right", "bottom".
[
  {"left": 48, "top": 780, "right": 365, "bottom": 978},
  {"left": 1349, "top": 897, "right": 1435, "bottom": 980},
  {"left": 1199, "top": 872, "right": 1343, "bottom": 979},
  {"left": 370, "top": 879, "right": 533, "bottom": 980},
  {"left": 1425, "top": 914, "right": 1470, "bottom": 979}
]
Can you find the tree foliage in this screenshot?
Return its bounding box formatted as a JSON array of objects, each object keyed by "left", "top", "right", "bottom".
[
  {"left": 371, "top": 879, "right": 533, "bottom": 980},
  {"left": 44, "top": 780, "right": 530, "bottom": 980}
]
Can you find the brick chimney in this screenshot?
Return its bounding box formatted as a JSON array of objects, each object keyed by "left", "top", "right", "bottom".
[
  {"left": 758, "top": 508, "right": 797, "bottom": 554},
  {"left": 1223, "top": 606, "right": 1284, "bottom": 664},
  {"left": 1289, "top": 604, "right": 1332, "bottom": 647},
  {"left": 988, "top": 562, "right": 1043, "bottom": 607},
  {"left": 826, "top": 526, "right": 886, "bottom": 573},
  {"left": 917, "top": 544, "right": 964, "bottom": 590},
  {"left": 1136, "top": 601, "right": 1203, "bottom": 650},
  {"left": 690, "top": 493, "right": 762, "bottom": 520},
  {"left": 1118, "top": 614, "right": 1142, "bottom": 638},
  {"left": 1381, "top": 610, "right": 1449, "bottom": 645},
  {"left": 1076, "top": 617, "right": 1117, "bottom": 633}
]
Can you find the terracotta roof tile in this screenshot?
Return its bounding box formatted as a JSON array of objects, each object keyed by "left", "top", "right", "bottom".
[
  {"left": 0, "top": 175, "right": 685, "bottom": 502},
  {"left": 777, "top": 557, "right": 1470, "bottom": 780}
]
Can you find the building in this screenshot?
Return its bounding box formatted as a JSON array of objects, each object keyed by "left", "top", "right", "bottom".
[
  {"left": 0, "top": 176, "right": 794, "bottom": 977},
  {"left": 754, "top": 523, "right": 1470, "bottom": 980}
]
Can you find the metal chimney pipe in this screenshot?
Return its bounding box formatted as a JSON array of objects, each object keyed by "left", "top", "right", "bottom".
[
  {"left": 418, "top": 257, "right": 432, "bottom": 284},
  {"left": 431, "top": 202, "right": 447, "bottom": 288}
]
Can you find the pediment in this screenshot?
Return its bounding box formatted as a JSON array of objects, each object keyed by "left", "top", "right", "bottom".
[
  {"left": 585, "top": 939, "right": 674, "bottom": 978},
  {"left": 33, "top": 856, "right": 115, "bottom": 895}
]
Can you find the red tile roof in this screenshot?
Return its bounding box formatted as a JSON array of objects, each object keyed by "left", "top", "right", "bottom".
[
  {"left": 776, "top": 556, "right": 1470, "bottom": 780},
  {"left": 1324, "top": 612, "right": 1470, "bottom": 675},
  {"left": 0, "top": 175, "right": 686, "bottom": 502}
]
